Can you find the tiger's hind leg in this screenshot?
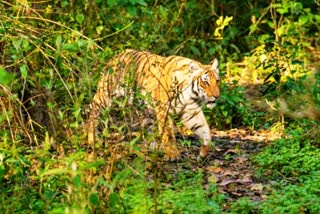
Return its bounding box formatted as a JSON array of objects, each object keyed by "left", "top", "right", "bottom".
[
  {"left": 87, "top": 96, "right": 108, "bottom": 155},
  {"left": 87, "top": 104, "right": 99, "bottom": 154},
  {"left": 179, "top": 107, "right": 211, "bottom": 157},
  {"left": 155, "top": 105, "right": 180, "bottom": 160},
  {"left": 86, "top": 73, "right": 113, "bottom": 154}
]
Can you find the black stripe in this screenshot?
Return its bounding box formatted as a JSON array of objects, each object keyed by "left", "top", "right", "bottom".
[
  {"left": 186, "top": 111, "right": 198, "bottom": 121},
  {"left": 122, "top": 50, "right": 134, "bottom": 61},
  {"left": 139, "top": 57, "right": 151, "bottom": 73},
  {"left": 132, "top": 50, "right": 140, "bottom": 56},
  {"left": 115, "top": 52, "right": 132, "bottom": 69},
  {"left": 135, "top": 54, "right": 147, "bottom": 66},
  {"left": 137, "top": 55, "right": 153, "bottom": 71},
  {"left": 178, "top": 93, "right": 184, "bottom": 104},
  {"left": 134, "top": 52, "right": 146, "bottom": 63},
  {"left": 165, "top": 56, "right": 178, "bottom": 65},
  {"left": 164, "top": 56, "right": 184, "bottom": 69},
  {"left": 191, "top": 80, "right": 199, "bottom": 97},
  {"left": 191, "top": 123, "right": 204, "bottom": 131}
]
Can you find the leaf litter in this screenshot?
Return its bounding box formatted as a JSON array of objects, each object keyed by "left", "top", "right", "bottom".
[{"left": 154, "top": 128, "right": 281, "bottom": 210}]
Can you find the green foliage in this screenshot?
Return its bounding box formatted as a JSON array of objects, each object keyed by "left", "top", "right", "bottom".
[
  {"left": 260, "top": 173, "right": 320, "bottom": 213},
  {"left": 254, "top": 123, "right": 320, "bottom": 213},
  {"left": 229, "top": 197, "right": 258, "bottom": 214},
  {"left": 250, "top": 0, "right": 320, "bottom": 97},
  {"left": 312, "top": 70, "right": 320, "bottom": 108},
  {"left": 255, "top": 123, "right": 320, "bottom": 179},
  {"left": 0, "top": 0, "right": 319, "bottom": 213},
  {"left": 0, "top": 132, "right": 108, "bottom": 213},
  {"left": 208, "top": 81, "right": 262, "bottom": 129},
  {"left": 110, "top": 166, "right": 222, "bottom": 213},
  {"left": 0, "top": 67, "right": 15, "bottom": 85}
]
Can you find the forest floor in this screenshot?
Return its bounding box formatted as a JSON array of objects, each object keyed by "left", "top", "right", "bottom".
[{"left": 155, "top": 128, "right": 282, "bottom": 210}]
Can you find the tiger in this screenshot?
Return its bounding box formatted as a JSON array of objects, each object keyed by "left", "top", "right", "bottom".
[{"left": 87, "top": 49, "right": 220, "bottom": 159}]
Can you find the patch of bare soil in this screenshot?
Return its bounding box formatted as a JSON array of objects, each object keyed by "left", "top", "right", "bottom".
[{"left": 156, "top": 128, "right": 282, "bottom": 209}]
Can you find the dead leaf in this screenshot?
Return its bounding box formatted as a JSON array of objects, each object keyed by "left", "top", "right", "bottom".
[
  {"left": 215, "top": 147, "right": 224, "bottom": 152},
  {"left": 212, "top": 159, "right": 224, "bottom": 165},
  {"left": 219, "top": 177, "right": 253, "bottom": 186},
  {"left": 231, "top": 191, "right": 243, "bottom": 196},
  {"left": 250, "top": 183, "right": 264, "bottom": 191},
  {"left": 222, "top": 169, "right": 238, "bottom": 177},
  {"left": 219, "top": 179, "right": 238, "bottom": 186},
  {"left": 237, "top": 177, "right": 253, "bottom": 184},
  {"left": 207, "top": 166, "right": 224, "bottom": 173},
  {"left": 224, "top": 148, "right": 240, "bottom": 155},
  {"left": 236, "top": 156, "right": 248, "bottom": 164}
]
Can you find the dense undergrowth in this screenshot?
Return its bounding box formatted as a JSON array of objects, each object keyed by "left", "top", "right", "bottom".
[{"left": 1, "top": 0, "right": 320, "bottom": 213}]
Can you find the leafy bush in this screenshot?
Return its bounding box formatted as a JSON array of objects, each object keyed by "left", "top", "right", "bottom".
[
  {"left": 207, "top": 81, "right": 263, "bottom": 129},
  {"left": 249, "top": 0, "right": 320, "bottom": 97},
  {"left": 260, "top": 172, "right": 320, "bottom": 213},
  {"left": 110, "top": 167, "right": 223, "bottom": 213},
  {"left": 254, "top": 123, "right": 320, "bottom": 213},
  {"left": 255, "top": 122, "right": 320, "bottom": 179},
  {"left": 229, "top": 197, "right": 258, "bottom": 214}
]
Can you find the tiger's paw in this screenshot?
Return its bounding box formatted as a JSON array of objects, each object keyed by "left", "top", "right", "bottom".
[{"left": 200, "top": 145, "right": 211, "bottom": 158}]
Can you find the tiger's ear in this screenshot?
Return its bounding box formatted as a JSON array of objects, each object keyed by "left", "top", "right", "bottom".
[
  {"left": 188, "top": 62, "right": 201, "bottom": 73},
  {"left": 211, "top": 58, "right": 219, "bottom": 70}
]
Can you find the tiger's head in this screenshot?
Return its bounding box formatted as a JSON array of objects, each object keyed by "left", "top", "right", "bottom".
[{"left": 189, "top": 58, "right": 220, "bottom": 108}]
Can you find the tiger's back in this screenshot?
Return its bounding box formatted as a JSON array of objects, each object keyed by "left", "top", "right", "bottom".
[{"left": 87, "top": 49, "right": 220, "bottom": 159}]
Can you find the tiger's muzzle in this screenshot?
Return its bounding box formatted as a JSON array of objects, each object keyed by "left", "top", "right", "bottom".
[{"left": 206, "top": 96, "right": 218, "bottom": 109}]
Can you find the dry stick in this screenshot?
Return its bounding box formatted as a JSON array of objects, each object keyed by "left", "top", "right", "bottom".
[
  {"left": 0, "top": 85, "right": 36, "bottom": 145},
  {"left": 2, "top": 0, "right": 102, "bottom": 50},
  {"left": 166, "top": 0, "right": 186, "bottom": 37},
  {"left": 93, "top": 21, "right": 135, "bottom": 41},
  {"left": 18, "top": 15, "right": 134, "bottom": 49},
  {"left": 18, "top": 16, "right": 103, "bottom": 50},
  {"left": 10, "top": 17, "right": 135, "bottom": 103}
]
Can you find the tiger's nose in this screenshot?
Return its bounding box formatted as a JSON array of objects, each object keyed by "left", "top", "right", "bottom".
[{"left": 213, "top": 90, "right": 220, "bottom": 99}]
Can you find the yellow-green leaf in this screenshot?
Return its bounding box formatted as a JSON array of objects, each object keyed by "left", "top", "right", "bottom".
[{"left": 0, "top": 67, "right": 15, "bottom": 85}]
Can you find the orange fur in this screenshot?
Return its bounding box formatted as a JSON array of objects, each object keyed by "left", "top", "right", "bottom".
[{"left": 87, "top": 49, "right": 220, "bottom": 159}]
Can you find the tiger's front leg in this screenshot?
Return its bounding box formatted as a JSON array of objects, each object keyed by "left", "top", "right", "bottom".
[{"left": 179, "top": 106, "right": 212, "bottom": 157}]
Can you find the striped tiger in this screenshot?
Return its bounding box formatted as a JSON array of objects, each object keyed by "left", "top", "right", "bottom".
[{"left": 87, "top": 49, "right": 220, "bottom": 159}]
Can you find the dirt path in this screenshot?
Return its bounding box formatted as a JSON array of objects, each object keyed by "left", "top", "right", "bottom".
[{"left": 156, "top": 128, "right": 281, "bottom": 209}]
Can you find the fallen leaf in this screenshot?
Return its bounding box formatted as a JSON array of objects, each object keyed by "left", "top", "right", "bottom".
[
  {"left": 219, "top": 177, "right": 253, "bottom": 186},
  {"left": 215, "top": 147, "right": 224, "bottom": 152},
  {"left": 250, "top": 183, "right": 264, "bottom": 191},
  {"left": 231, "top": 191, "right": 243, "bottom": 196},
  {"left": 236, "top": 156, "right": 248, "bottom": 164},
  {"left": 219, "top": 179, "right": 238, "bottom": 186},
  {"left": 222, "top": 169, "right": 238, "bottom": 177},
  {"left": 224, "top": 148, "right": 240, "bottom": 155},
  {"left": 237, "top": 177, "right": 253, "bottom": 184},
  {"left": 207, "top": 166, "right": 224, "bottom": 173}
]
